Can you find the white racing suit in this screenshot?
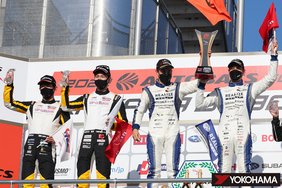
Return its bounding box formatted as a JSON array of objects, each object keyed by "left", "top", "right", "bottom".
[
  {"left": 132, "top": 80, "right": 199, "bottom": 187},
  {"left": 61, "top": 87, "right": 128, "bottom": 188},
  {"left": 195, "top": 56, "right": 278, "bottom": 173}
]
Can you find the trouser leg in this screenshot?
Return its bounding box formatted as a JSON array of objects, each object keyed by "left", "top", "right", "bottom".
[
  {"left": 236, "top": 134, "right": 252, "bottom": 173},
  {"left": 165, "top": 133, "right": 181, "bottom": 188},
  {"left": 147, "top": 134, "right": 164, "bottom": 188},
  {"left": 38, "top": 141, "right": 55, "bottom": 188},
  {"left": 94, "top": 132, "right": 111, "bottom": 188},
  {"left": 77, "top": 132, "right": 95, "bottom": 188},
  {"left": 218, "top": 131, "right": 234, "bottom": 173},
  {"left": 22, "top": 142, "right": 36, "bottom": 188}
]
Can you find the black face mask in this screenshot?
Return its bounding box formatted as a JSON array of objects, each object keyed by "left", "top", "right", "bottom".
[
  {"left": 229, "top": 70, "right": 243, "bottom": 81},
  {"left": 159, "top": 73, "right": 172, "bottom": 86},
  {"left": 40, "top": 88, "right": 54, "bottom": 100},
  {"left": 95, "top": 79, "right": 108, "bottom": 90}
]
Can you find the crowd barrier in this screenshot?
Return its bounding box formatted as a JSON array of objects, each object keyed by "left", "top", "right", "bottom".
[
  {"left": 0, "top": 178, "right": 211, "bottom": 188},
  {"left": 1, "top": 177, "right": 282, "bottom": 188}
]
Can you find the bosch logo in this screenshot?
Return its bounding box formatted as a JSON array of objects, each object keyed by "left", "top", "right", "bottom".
[
  {"left": 116, "top": 73, "right": 138, "bottom": 91},
  {"left": 250, "top": 162, "right": 260, "bottom": 170},
  {"left": 188, "top": 135, "right": 201, "bottom": 142}
]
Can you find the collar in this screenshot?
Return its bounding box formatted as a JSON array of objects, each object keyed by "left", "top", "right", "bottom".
[
  {"left": 95, "top": 88, "right": 110, "bottom": 95},
  {"left": 41, "top": 98, "right": 56, "bottom": 104},
  {"left": 229, "top": 79, "right": 243, "bottom": 87},
  {"left": 155, "top": 80, "right": 172, "bottom": 88}
]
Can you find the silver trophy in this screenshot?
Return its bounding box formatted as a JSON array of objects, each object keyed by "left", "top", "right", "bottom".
[
  {"left": 269, "top": 101, "right": 279, "bottom": 117},
  {"left": 60, "top": 70, "right": 70, "bottom": 87},
  {"left": 195, "top": 29, "right": 218, "bottom": 80},
  {"left": 4, "top": 69, "right": 15, "bottom": 85}
]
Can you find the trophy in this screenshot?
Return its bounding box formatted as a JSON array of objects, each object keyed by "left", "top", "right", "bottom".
[
  {"left": 60, "top": 70, "right": 70, "bottom": 87},
  {"left": 269, "top": 100, "right": 279, "bottom": 117},
  {"left": 195, "top": 29, "right": 218, "bottom": 80},
  {"left": 4, "top": 69, "right": 15, "bottom": 85}
]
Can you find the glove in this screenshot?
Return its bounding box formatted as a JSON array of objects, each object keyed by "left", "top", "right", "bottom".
[
  {"left": 4, "top": 69, "right": 15, "bottom": 85},
  {"left": 59, "top": 70, "right": 70, "bottom": 87},
  {"left": 271, "top": 38, "right": 278, "bottom": 55}
]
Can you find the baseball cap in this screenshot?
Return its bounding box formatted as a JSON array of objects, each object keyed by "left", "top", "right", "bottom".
[
  {"left": 156, "top": 59, "right": 174, "bottom": 70},
  {"left": 93, "top": 65, "right": 111, "bottom": 77},
  {"left": 38, "top": 75, "right": 56, "bottom": 86},
  {"left": 228, "top": 59, "right": 245, "bottom": 70}
]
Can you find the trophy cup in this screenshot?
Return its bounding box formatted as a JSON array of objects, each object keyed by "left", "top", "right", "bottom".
[
  {"left": 60, "top": 70, "right": 70, "bottom": 87},
  {"left": 4, "top": 69, "right": 15, "bottom": 85},
  {"left": 195, "top": 29, "right": 218, "bottom": 80}
]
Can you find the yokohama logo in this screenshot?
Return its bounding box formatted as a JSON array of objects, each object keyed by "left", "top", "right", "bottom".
[
  {"left": 212, "top": 173, "right": 280, "bottom": 186},
  {"left": 53, "top": 66, "right": 282, "bottom": 95}
]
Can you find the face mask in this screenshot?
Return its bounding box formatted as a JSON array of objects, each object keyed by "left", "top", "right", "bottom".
[
  {"left": 159, "top": 73, "right": 172, "bottom": 86},
  {"left": 229, "top": 70, "right": 243, "bottom": 81},
  {"left": 95, "top": 79, "right": 108, "bottom": 90},
  {"left": 40, "top": 88, "right": 54, "bottom": 100}
]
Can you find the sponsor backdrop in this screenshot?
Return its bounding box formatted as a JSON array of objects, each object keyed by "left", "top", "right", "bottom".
[
  {"left": 0, "top": 122, "right": 23, "bottom": 188},
  {"left": 0, "top": 53, "right": 282, "bottom": 187}
]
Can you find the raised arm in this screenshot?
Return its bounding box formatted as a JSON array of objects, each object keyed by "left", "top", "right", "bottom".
[
  {"left": 61, "top": 85, "right": 84, "bottom": 112},
  {"left": 251, "top": 40, "right": 278, "bottom": 98},
  {"left": 178, "top": 79, "right": 199, "bottom": 99},
  {"left": 3, "top": 84, "right": 32, "bottom": 113},
  {"left": 195, "top": 83, "right": 219, "bottom": 111}
]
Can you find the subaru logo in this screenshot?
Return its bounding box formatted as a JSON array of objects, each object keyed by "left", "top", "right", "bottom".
[
  {"left": 250, "top": 162, "right": 260, "bottom": 170},
  {"left": 188, "top": 135, "right": 201, "bottom": 142}
]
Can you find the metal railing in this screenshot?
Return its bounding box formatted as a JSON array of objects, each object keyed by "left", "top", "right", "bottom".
[
  {"left": 1, "top": 177, "right": 282, "bottom": 187},
  {"left": 0, "top": 178, "right": 211, "bottom": 188}
]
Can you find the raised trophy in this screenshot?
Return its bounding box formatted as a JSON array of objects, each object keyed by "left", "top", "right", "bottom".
[
  {"left": 195, "top": 29, "right": 218, "bottom": 80},
  {"left": 4, "top": 69, "right": 15, "bottom": 85},
  {"left": 60, "top": 70, "right": 70, "bottom": 87}
]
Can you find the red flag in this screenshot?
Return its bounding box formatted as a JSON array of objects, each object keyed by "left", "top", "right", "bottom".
[
  {"left": 259, "top": 3, "right": 279, "bottom": 53},
  {"left": 187, "top": 0, "right": 232, "bottom": 25},
  {"left": 105, "top": 118, "right": 132, "bottom": 164}
]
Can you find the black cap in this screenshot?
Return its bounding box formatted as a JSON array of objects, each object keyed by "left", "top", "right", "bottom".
[
  {"left": 156, "top": 59, "right": 174, "bottom": 70},
  {"left": 228, "top": 59, "right": 245, "bottom": 70},
  {"left": 93, "top": 65, "right": 111, "bottom": 77},
  {"left": 38, "top": 75, "right": 56, "bottom": 86}
]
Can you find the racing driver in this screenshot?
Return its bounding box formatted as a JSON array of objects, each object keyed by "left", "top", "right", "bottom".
[
  {"left": 60, "top": 65, "right": 128, "bottom": 188},
  {"left": 195, "top": 39, "right": 279, "bottom": 173},
  {"left": 3, "top": 73, "right": 70, "bottom": 188},
  {"left": 132, "top": 59, "right": 201, "bottom": 188}
]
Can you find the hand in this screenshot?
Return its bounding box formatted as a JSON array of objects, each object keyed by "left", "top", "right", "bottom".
[
  {"left": 132, "top": 129, "right": 141, "bottom": 142},
  {"left": 271, "top": 38, "right": 278, "bottom": 55},
  {"left": 269, "top": 101, "right": 279, "bottom": 118},
  {"left": 60, "top": 70, "right": 70, "bottom": 87},
  {"left": 46, "top": 136, "right": 55, "bottom": 144},
  {"left": 4, "top": 69, "right": 15, "bottom": 85}
]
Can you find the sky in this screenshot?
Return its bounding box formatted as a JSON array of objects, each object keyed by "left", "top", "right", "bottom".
[{"left": 243, "top": 0, "right": 282, "bottom": 52}]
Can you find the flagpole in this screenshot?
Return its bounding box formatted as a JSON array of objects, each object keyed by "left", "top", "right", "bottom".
[{"left": 236, "top": 0, "right": 245, "bottom": 52}]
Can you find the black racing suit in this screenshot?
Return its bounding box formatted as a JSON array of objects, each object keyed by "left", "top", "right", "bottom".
[
  {"left": 3, "top": 84, "right": 70, "bottom": 188},
  {"left": 61, "top": 86, "right": 128, "bottom": 188}
]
